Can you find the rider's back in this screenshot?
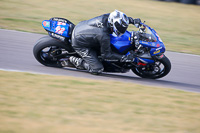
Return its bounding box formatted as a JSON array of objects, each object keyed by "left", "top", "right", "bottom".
[{"left": 72, "top": 13, "right": 111, "bottom": 48}]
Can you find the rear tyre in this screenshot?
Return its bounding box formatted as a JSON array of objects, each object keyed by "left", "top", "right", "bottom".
[
  {"left": 132, "top": 55, "right": 171, "bottom": 79},
  {"left": 33, "top": 36, "right": 71, "bottom": 67}
]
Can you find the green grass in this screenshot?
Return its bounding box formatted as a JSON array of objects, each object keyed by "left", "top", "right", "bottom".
[
  {"left": 0, "top": 0, "right": 200, "bottom": 54},
  {"left": 0, "top": 70, "right": 200, "bottom": 133}
]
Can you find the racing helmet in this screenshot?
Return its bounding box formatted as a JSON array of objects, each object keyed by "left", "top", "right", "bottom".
[{"left": 108, "top": 10, "right": 129, "bottom": 36}]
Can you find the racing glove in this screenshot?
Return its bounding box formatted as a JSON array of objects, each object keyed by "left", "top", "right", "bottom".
[
  {"left": 120, "top": 51, "right": 135, "bottom": 62},
  {"left": 129, "top": 17, "right": 141, "bottom": 28},
  {"left": 131, "top": 31, "right": 140, "bottom": 45}
]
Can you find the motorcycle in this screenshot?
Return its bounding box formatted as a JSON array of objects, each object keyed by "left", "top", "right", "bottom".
[{"left": 33, "top": 17, "right": 171, "bottom": 79}]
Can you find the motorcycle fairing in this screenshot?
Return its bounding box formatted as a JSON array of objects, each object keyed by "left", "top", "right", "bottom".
[
  {"left": 145, "top": 25, "right": 165, "bottom": 56},
  {"left": 110, "top": 31, "right": 132, "bottom": 53},
  {"left": 110, "top": 23, "right": 166, "bottom": 64},
  {"left": 42, "top": 20, "right": 71, "bottom": 38},
  {"left": 42, "top": 17, "right": 75, "bottom": 38}
]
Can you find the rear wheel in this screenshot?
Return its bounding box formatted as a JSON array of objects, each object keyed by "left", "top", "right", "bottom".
[
  {"left": 132, "top": 55, "right": 171, "bottom": 79},
  {"left": 33, "top": 36, "right": 72, "bottom": 67}
]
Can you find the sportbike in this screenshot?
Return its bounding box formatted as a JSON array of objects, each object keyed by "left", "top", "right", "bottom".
[{"left": 33, "top": 17, "right": 171, "bottom": 79}]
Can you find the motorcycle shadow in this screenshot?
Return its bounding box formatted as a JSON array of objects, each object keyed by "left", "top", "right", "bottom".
[
  {"left": 101, "top": 73, "right": 200, "bottom": 93},
  {"left": 62, "top": 67, "right": 200, "bottom": 93}
]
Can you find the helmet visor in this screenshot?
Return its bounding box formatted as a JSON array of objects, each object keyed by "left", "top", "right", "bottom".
[{"left": 113, "top": 21, "right": 128, "bottom": 36}]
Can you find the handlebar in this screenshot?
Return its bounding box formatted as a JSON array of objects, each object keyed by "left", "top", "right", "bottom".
[
  {"left": 131, "top": 21, "right": 156, "bottom": 44},
  {"left": 138, "top": 22, "right": 146, "bottom": 33}
]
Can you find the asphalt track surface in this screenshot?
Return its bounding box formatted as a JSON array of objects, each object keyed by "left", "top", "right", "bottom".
[{"left": 0, "top": 29, "right": 200, "bottom": 93}]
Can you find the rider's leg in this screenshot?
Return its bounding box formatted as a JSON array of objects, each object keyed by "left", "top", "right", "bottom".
[
  {"left": 71, "top": 30, "right": 104, "bottom": 74},
  {"left": 69, "top": 48, "right": 104, "bottom": 74}
]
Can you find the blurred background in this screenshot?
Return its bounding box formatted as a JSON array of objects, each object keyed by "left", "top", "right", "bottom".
[
  {"left": 1, "top": 1, "right": 200, "bottom": 133},
  {"left": 0, "top": 0, "right": 199, "bottom": 55}
]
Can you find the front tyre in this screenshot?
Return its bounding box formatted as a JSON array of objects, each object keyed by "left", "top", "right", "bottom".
[
  {"left": 33, "top": 36, "right": 71, "bottom": 67},
  {"left": 132, "top": 55, "right": 171, "bottom": 79}
]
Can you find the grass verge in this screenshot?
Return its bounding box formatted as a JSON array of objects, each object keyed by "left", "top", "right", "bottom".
[
  {"left": 0, "top": 70, "right": 200, "bottom": 133},
  {"left": 0, "top": 0, "right": 200, "bottom": 55}
]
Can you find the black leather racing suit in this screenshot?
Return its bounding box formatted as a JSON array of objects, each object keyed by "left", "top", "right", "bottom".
[{"left": 71, "top": 13, "right": 124, "bottom": 73}]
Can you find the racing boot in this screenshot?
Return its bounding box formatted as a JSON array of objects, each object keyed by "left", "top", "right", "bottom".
[
  {"left": 60, "top": 57, "right": 74, "bottom": 68},
  {"left": 69, "top": 56, "right": 103, "bottom": 74},
  {"left": 69, "top": 56, "right": 85, "bottom": 69}
]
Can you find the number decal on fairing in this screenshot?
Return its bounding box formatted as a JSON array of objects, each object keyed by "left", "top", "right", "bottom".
[
  {"left": 154, "top": 50, "right": 160, "bottom": 54},
  {"left": 55, "top": 26, "right": 65, "bottom": 35},
  {"left": 57, "top": 22, "right": 66, "bottom": 26}
]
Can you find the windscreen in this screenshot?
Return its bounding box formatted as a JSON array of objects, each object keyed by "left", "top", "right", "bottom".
[{"left": 143, "top": 26, "right": 157, "bottom": 42}]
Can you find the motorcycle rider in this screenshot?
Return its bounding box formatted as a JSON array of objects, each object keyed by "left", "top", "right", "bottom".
[{"left": 69, "top": 10, "right": 141, "bottom": 74}]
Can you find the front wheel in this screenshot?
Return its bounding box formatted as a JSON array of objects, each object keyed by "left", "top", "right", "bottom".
[{"left": 132, "top": 55, "right": 171, "bottom": 79}]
